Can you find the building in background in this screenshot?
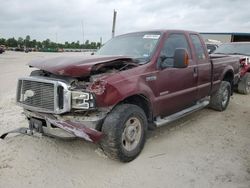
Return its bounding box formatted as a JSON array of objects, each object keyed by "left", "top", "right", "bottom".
[{"left": 200, "top": 33, "right": 250, "bottom": 43}]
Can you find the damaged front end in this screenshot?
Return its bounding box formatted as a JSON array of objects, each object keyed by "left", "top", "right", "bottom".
[
  {"left": 1, "top": 75, "right": 107, "bottom": 142},
  {"left": 1, "top": 55, "right": 137, "bottom": 141}
]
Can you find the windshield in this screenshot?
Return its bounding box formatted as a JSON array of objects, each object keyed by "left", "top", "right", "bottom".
[
  {"left": 213, "top": 43, "right": 250, "bottom": 56},
  {"left": 96, "top": 32, "right": 161, "bottom": 62}
]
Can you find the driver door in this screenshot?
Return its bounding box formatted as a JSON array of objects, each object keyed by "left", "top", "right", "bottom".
[{"left": 155, "top": 33, "right": 199, "bottom": 117}]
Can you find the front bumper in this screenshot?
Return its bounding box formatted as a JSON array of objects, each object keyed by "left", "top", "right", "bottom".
[
  {"left": 1, "top": 110, "right": 104, "bottom": 143},
  {"left": 45, "top": 118, "right": 103, "bottom": 142},
  {"left": 29, "top": 111, "right": 103, "bottom": 143}
]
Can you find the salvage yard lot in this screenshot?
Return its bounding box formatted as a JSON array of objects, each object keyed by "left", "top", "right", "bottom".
[{"left": 0, "top": 51, "right": 249, "bottom": 188}]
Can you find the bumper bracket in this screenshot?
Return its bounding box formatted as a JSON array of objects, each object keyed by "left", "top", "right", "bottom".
[{"left": 0, "top": 127, "right": 30, "bottom": 139}]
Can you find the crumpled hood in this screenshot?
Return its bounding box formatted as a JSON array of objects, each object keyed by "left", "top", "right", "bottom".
[{"left": 28, "top": 55, "right": 133, "bottom": 77}]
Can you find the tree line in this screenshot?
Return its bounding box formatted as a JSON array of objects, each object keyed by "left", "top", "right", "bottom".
[{"left": 0, "top": 35, "right": 101, "bottom": 49}]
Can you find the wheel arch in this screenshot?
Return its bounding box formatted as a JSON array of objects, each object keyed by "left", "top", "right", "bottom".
[
  {"left": 121, "top": 94, "right": 153, "bottom": 122},
  {"left": 222, "top": 69, "right": 234, "bottom": 95},
  {"left": 98, "top": 94, "right": 153, "bottom": 131}
]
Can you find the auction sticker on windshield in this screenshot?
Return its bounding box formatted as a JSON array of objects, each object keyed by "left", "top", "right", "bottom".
[{"left": 143, "top": 35, "right": 160, "bottom": 39}]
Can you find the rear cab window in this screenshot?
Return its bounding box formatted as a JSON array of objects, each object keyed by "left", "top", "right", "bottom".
[{"left": 190, "top": 34, "right": 207, "bottom": 60}]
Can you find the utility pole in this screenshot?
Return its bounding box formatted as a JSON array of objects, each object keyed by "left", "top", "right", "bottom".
[
  {"left": 112, "top": 9, "right": 117, "bottom": 38},
  {"left": 81, "top": 20, "right": 84, "bottom": 49}
]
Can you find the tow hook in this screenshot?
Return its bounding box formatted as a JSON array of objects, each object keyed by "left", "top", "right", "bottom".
[{"left": 28, "top": 118, "right": 44, "bottom": 134}]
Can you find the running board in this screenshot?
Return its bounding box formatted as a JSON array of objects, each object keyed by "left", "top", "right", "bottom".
[{"left": 154, "top": 100, "right": 210, "bottom": 127}]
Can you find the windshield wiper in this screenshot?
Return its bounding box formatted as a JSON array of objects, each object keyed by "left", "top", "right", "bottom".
[
  {"left": 213, "top": 52, "right": 226, "bottom": 54},
  {"left": 213, "top": 52, "right": 250, "bottom": 56},
  {"left": 132, "top": 57, "right": 150, "bottom": 65},
  {"left": 227, "top": 52, "right": 250, "bottom": 56}
]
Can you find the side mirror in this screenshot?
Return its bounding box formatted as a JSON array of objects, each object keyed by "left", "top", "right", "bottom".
[
  {"left": 159, "top": 54, "right": 167, "bottom": 62},
  {"left": 158, "top": 54, "right": 174, "bottom": 69},
  {"left": 173, "top": 48, "right": 189, "bottom": 68}
]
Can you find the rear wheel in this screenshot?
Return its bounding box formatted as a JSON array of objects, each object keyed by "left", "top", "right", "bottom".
[
  {"left": 100, "top": 104, "right": 147, "bottom": 162},
  {"left": 238, "top": 73, "right": 250, "bottom": 95},
  {"left": 209, "top": 81, "right": 231, "bottom": 111}
]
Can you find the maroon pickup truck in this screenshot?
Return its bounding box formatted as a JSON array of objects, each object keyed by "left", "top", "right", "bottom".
[{"left": 1, "top": 30, "right": 240, "bottom": 162}]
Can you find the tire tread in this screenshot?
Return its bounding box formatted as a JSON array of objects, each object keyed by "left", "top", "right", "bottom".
[{"left": 100, "top": 104, "right": 147, "bottom": 162}]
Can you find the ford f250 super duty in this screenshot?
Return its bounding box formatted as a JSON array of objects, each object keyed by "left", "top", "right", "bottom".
[{"left": 1, "top": 30, "right": 240, "bottom": 162}]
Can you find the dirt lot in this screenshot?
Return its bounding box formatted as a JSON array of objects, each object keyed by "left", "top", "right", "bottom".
[{"left": 0, "top": 51, "right": 249, "bottom": 188}]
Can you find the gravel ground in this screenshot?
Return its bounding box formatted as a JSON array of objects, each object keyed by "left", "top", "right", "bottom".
[{"left": 0, "top": 51, "right": 249, "bottom": 188}]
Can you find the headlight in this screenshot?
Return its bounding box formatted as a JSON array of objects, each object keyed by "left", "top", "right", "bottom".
[{"left": 71, "top": 91, "right": 95, "bottom": 110}]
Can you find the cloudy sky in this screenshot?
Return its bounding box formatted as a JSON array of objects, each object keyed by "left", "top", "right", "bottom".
[{"left": 0, "top": 0, "right": 250, "bottom": 43}]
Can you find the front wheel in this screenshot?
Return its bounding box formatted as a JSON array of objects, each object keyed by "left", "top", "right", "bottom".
[
  {"left": 100, "top": 104, "right": 147, "bottom": 162},
  {"left": 209, "top": 81, "right": 231, "bottom": 111}
]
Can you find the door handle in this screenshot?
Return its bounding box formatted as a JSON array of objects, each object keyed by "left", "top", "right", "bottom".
[{"left": 193, "top": 67, "right": 198, "bottom": 77}]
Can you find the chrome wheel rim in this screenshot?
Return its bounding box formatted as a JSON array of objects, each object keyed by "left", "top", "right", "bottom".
[
  {"left": 122, "top": 117, "right": 142, "bottom": 152},
  {"left": 222, "top": 89, "right": 229, "bottom": 107}
]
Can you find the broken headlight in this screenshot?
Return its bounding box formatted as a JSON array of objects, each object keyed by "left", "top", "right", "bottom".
[{"left": 71, "top": 91, "right": 95, "bottom": 110}]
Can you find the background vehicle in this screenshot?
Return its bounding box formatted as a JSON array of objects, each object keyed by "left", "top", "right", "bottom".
[
  {"left": 205, "top": 39, "right": 221, "bottom": 54},
  {"left": 0, "top": 45, "right": 5, "bottom": 54},
  {"left": 213, "top": 42, "right": 250, "bottom": 94},
  {"left": 1, "top": 30, "right": 240, "bottom": 162},
  {"left": 14, "top": 47, "right": 24, "bottom": 52}
]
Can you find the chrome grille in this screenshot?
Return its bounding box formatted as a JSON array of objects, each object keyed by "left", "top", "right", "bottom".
[
  {"left": 19, "top": 80, "right": 54, "bottom": 110},
  {"left": 16, "top": 77, "right": 71, "bottom": 114}
]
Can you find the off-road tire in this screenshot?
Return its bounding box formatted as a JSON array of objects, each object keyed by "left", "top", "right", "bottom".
[
  {"left": 100, "top": 104, "right": 147, "bottom": 162},
  {"left": 209, "top": 81, "right": 231, "bottom": 111},
  {"left": 238, "top": 73, "right": 250, "bottom": 95}
]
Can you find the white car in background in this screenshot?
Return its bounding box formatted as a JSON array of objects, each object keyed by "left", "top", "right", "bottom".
[{"left": 205, "top": 39, "right": 222, "bottom": 54}]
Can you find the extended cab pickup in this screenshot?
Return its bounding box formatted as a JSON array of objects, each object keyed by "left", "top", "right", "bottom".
[{"left": 1, "top": 30, "right": 240, "bottom": 162}]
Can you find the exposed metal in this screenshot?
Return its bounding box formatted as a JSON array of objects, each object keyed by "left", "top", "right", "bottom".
[{"left": 54, "top": 109, "right": 109, "bottom": 129}]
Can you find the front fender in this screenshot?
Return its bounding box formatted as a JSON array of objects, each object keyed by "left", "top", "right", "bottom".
[{"left": 93, "top": 76, "right": 156, "bottom": 111}]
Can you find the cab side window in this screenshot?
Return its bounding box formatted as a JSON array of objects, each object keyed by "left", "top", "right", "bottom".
[
  {"left": 160, "top": 34, "right": 191, "bottom": 68},
  {"left": 190, "top": 34, "right": 206, "bottom": 60}
]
